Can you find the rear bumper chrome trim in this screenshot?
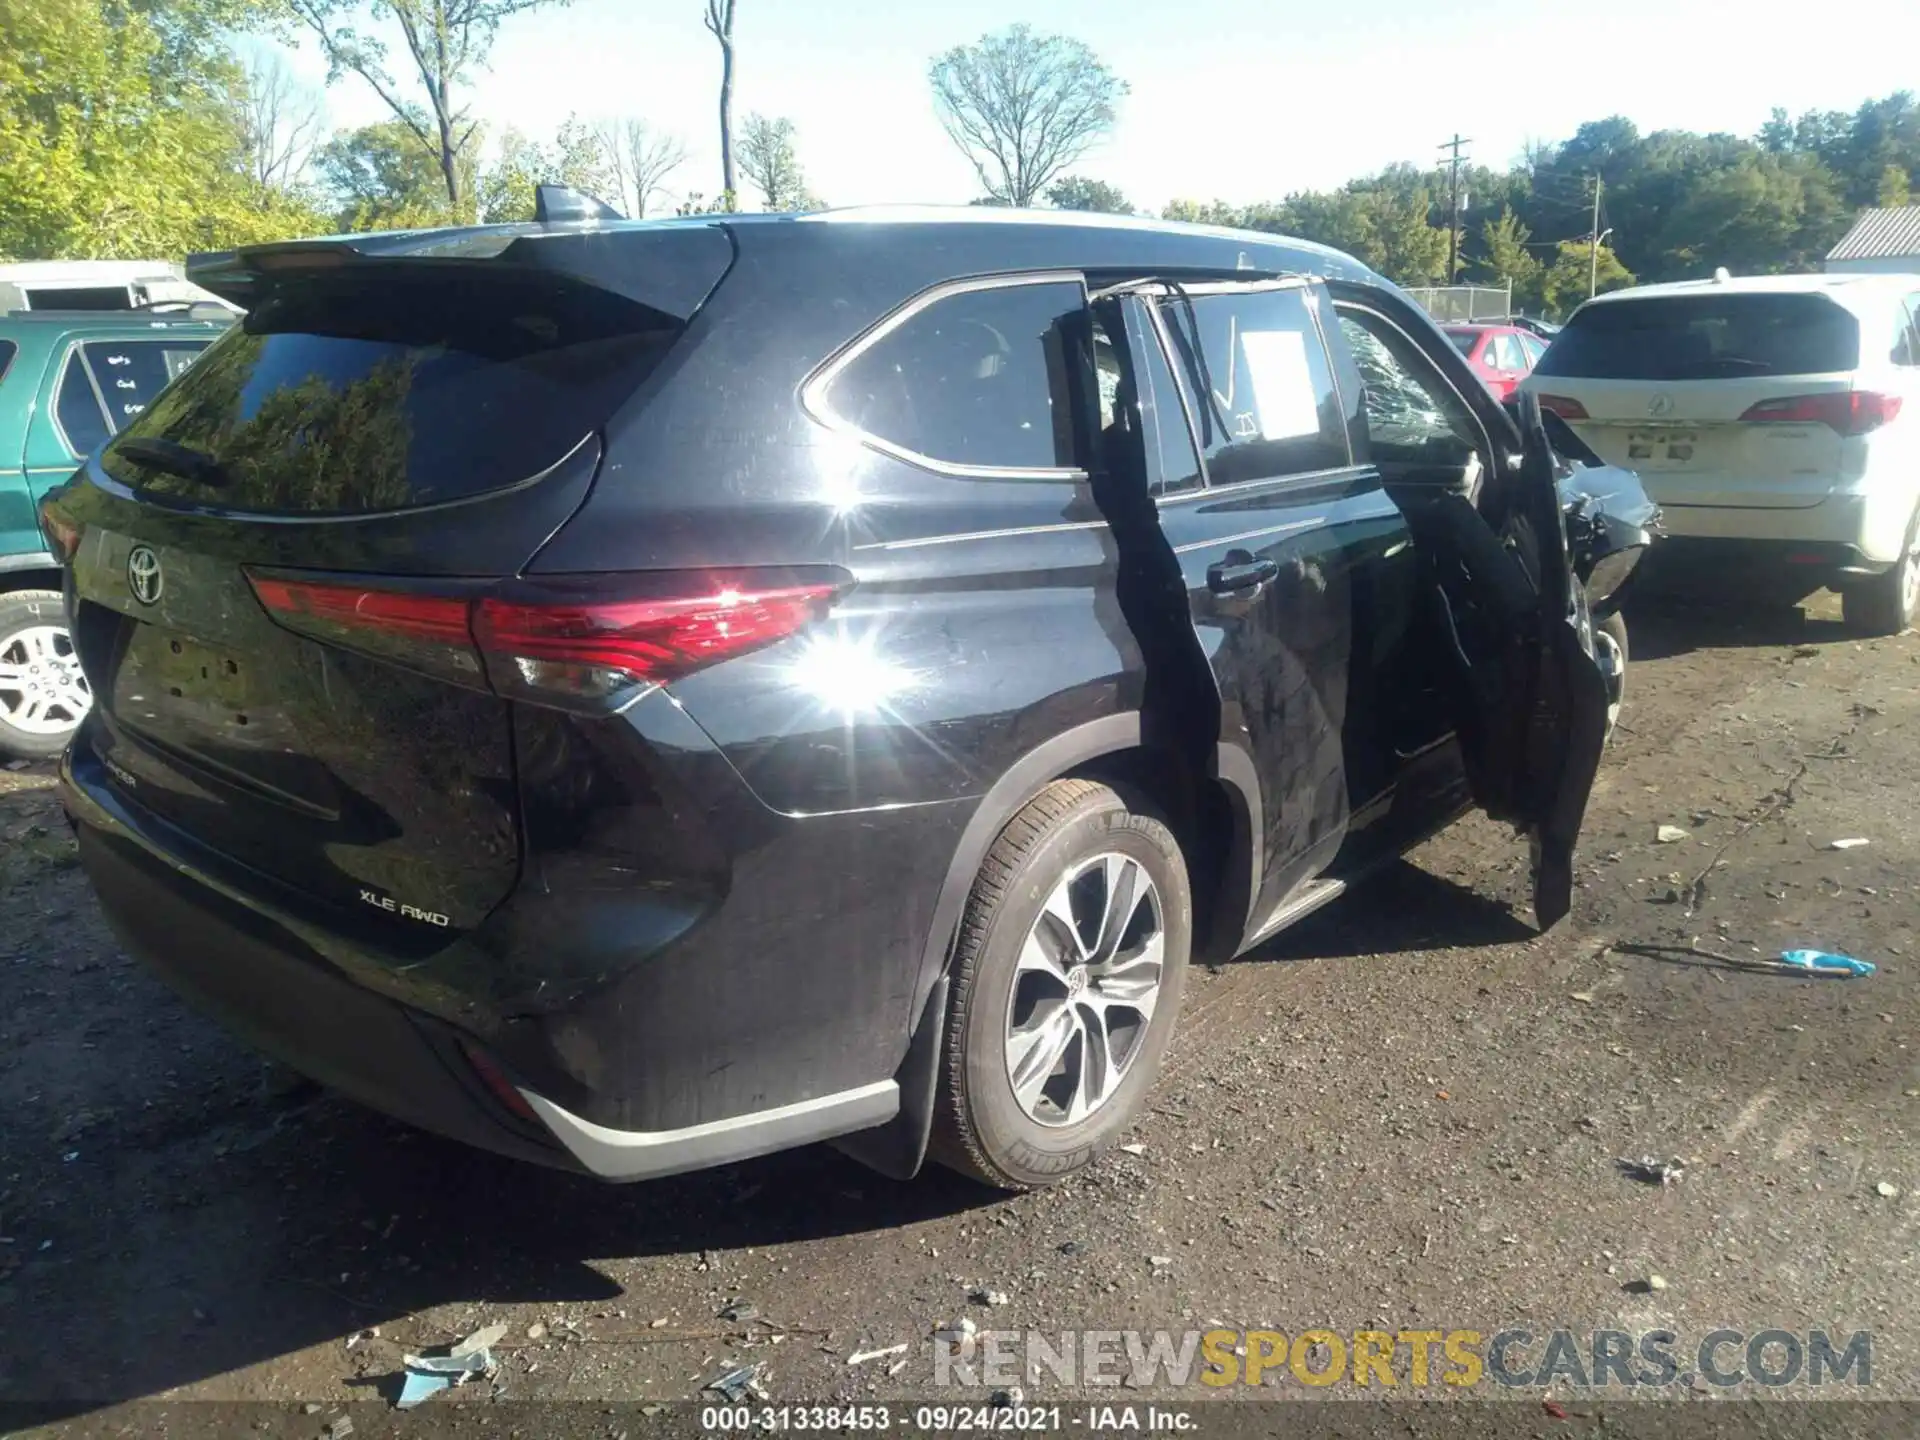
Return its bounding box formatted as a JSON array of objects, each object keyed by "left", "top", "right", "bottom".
[{"left": 520, "top": 1079, "right": 900, "bottom": 1182}]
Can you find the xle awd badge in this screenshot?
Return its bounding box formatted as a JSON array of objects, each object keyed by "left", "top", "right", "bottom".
[
  {"left": 126, "top": 545, "right": 162, "bottom": 606},
  {"left": 360, "top": 887, "right": 451, "bottom": 928}
]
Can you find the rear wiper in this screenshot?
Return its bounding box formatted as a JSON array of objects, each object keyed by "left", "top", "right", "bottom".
[{"left": 112, "top": 436, "right": 232, "bottom": 489}]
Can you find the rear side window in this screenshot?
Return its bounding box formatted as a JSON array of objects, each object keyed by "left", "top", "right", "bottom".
[
  {"left": 1893, "top": 294, "right": 1920, "bottom": 366},
  {"left": 1155, "top": 284, "right": 1349, "bottom": 486},
  {"left": 1535, "top": 294, "right": 1861, "bottom": 380},
  {"left": 0, "top": 340, "right": 15, "bottom": 386},
  {"left": 102, "top": 271, "right": 683, "bottom": 514},
  {"left": 53, "top": 340, "right": 210, "bottom": 459},
  {"left": 56, "top": 353, "right": 111, "bottom": 456},
  {"left": 1444, "top": 330, "right": 1477, "bottom": 355},
  {"left": 819, "top": 280, "right": 1083, "bottom": 472}
]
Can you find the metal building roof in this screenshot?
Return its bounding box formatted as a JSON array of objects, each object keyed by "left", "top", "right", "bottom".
[{"left": 1827, "top": 205, "right": 1920, "bottom": 261}]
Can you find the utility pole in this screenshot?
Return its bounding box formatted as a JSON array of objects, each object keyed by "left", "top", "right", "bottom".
[
  {"left": 1439, "top": 134, "right": 1471, "bottom": 283},
  {"left": 1589, "top": 173, "right": 1604, "bottom": 298}
]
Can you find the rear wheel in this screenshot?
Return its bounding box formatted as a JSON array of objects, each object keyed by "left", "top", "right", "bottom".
[
  {"left": 0, "top": 590, "right": 89, "bottom": 761},
  {"left": 1842, "top": 509, "right": 1920, "bottom": 637},
  {"left": 931, "top": 780, "right": 1191, "bottom": 1190}
]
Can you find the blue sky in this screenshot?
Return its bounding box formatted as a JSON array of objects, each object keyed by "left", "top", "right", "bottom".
[{"left": 266, "top": 0, "right": 1920, "bottom": 217}]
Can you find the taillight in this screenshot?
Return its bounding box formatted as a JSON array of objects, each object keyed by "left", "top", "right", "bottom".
[
  {"left": 1537, "top": 394, "right": 1589, "bottom": 421},
  {"left": 246, "top": 567, "right": 849, "bottom": 709},
  {"left": 38, "top": 498, "right": 82, "bottom": 563},
  {"left": 458, "top": 1041, "right": 542, "bottom": 1125},
  {"left": 475, "top": 577, "right": 843, "bottom": 704},
  {"left": 1738, "top": 392, "right": 1902, "bottom": 436}
]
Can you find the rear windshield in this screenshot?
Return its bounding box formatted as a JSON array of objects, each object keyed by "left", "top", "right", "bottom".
[
  {"left": 1535, "top": 293, "right": 1860, "bottom": 381},
  {"left": 1444, "top": 330, "right": 1477, "bottom": 355},
  {"left": 101, "top": 269, "right": 681, "bottom": 515}
]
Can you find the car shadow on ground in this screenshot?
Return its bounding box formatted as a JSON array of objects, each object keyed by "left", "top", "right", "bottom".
[
  {"left": 1622, "top": 581, "right": 1850, "bottom": 661},
  {"left": 1249, "top": 859, "right": 1534, "bottom": 963}
]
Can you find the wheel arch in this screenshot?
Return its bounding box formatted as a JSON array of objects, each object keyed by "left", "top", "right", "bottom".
[{"left": 834, "top": 712, "right": 1260, "bottom": 1182}]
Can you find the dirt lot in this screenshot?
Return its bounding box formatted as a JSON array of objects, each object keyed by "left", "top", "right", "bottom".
[{"left": 3, "top": 584, "right": 1917, "bottom": 1427}]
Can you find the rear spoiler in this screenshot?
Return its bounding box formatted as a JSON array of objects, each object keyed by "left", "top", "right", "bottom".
[{"left": 187, "top": 219, "right": 736, "bottom": 322}]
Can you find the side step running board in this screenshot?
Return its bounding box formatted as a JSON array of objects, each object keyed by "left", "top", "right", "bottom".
[{"left": 1242, "top": 877, "right": 1347, "bottom": 953}]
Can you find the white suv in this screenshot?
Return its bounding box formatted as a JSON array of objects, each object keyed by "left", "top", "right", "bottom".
[{"left": 1522, "top": 273, "right": 1920, "bottom": 633}]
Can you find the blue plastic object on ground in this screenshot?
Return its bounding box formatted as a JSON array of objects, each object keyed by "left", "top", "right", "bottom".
[{"left": 1780, "top": 949, "right": 1876, "bottom": 977}]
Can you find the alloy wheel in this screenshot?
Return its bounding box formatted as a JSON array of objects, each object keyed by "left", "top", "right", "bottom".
[
  {"left": 1004, "top": 852, "right": 1165, "bottom": 1128},
  {"left": 0, "top": 623, "right": 91, "bottom": 737}
]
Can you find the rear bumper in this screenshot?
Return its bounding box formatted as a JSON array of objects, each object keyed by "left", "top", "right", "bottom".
[
  {"left": 61, "top": 743, "right": 906, "bottom": 1182},
  {"left": 1645, "top": 468, "right": 1916, "bottom": 567}
]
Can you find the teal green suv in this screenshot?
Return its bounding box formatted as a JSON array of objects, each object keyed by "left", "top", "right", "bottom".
[{"left": 0, "top": 306, "right": 228, "bottom": 758}]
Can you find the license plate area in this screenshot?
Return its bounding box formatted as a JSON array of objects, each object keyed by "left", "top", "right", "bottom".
[
  {"left": 115, "top": 625, "right": 261, "bottom": 730},
  {"left": 1626, "top": 429, "right": 1699, "bottom": 469}
]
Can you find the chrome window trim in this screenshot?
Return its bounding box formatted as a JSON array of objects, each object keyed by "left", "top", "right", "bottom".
[{"left": 800, "top": 270, "right": 1091, "bottom": 481}]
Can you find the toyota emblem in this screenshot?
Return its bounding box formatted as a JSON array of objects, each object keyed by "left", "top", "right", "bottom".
[
  {"left": 127, "top": 545, "right": 163, "bottom": 606},
  {"left": 1647, "top": 393, "right": 1675, "bottom": 418}
]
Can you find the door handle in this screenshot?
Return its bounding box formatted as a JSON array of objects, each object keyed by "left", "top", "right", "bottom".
[{"left": 1206, "top": 554, "right": 1279, "bottom": 594}]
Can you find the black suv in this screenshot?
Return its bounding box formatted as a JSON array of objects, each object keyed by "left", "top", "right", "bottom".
[{"left": 46, "top": 208, "right": 1635, "bottom": 1190}]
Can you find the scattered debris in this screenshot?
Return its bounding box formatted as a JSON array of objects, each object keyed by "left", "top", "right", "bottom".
[
  {"left": 1057, "top": 1240, "right": 1085, "bottom": 1256},
  {"left": 1779, "top": 949, "right": 1876, "bottom": 978},
  {"left": 302, "top": 1404, "right": 322, "bottom": 1415},
  {"left": 717, "top": 1299, "right": 760, "bottom": 1324},
  {"left": 1647, "top": 1274, "right": 1669, "bottom": 1292},
  {"left": 1570, "top": 992, "right": 1594, "bottom": 1004},
  {"left": 1148, "top": 1255, "right": 1173, "bottom": 1268},
  {"left": 394, "top": 1325, "right": 502, "bottom": 1409},
  {"left": 1615, "top": 1155, "right": 1685, "bottom": 1187},
  {"left": 704, "top": 1361, "right": 769, "bottom": 1403},
  {"left": 969, "top": 1287, "right": 1011, "bottom": 1307},
  {"left": 1542, "top": 1400, "right": 1569, "bottom": 1420},
  {"left": 847, "top": 1342, "right": 908, "bottom": 1368},
  {"left": 453, "top": 1323, "right": 508, "bottom": 1356},
  {"left": 524, "top": 1321, "right": 547, "bottom": 1342},
  {"left": 1118, "top": 1143, "right": 1146, "bottom": 1156},
  {"left": 934, "top": 1317, "right": 978, "bottom": 1344},
  {"left": 990, "top": 1387, "right": 1025, "bottom": 1409},
  {"left": 325, "top": 1418, "right": 354, "bottom": 1440},
  {"left": 1876, "top": 1181, "right": 1901, "bottom": 1199},
  {"left": 1827, "top": 837, "right": 1870, "bottom": 851},
  {"left": 1656, "top": 825, "right": 1687, "bottom": 844}
]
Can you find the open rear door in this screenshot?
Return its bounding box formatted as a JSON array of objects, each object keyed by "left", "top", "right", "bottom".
[{"left": 1411, "top": 392, "right": 1612, "bottom": 927}]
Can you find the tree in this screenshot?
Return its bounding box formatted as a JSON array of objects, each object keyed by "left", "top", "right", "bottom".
[
  {"left": 1161, "top": 199, "right": 1241, "bottom": 226},
  {"left": 0, "top": 0, "right": 320, "bottom": 257},
  {"left": 1541, "top": 239, "right": 1632, "bottom": 317},
  {"left": 286, "top": 0, "right": 572, "bottom": 214},
  {"left": 238, "top": 52, "right": 324, "bottom": 196},
  {"left": 315, "top": 119, "right": 464, "bottom": 229},
  {"left": 475, "top": 115, "right": 607, "bottom": 221},
  {"left": 1477, "top": 207, "right": 1544, "bottom": 312},
  {"left": 592, "top": 118, "right": 688, "bottom": 218},
  {"left": 739, "top": 113, "right": 806, "bottom": 210},
  {"left": 702, "top": 0, "right": 738, "bottom": 207},
  {"left": 929, "top": 26, "right": 1126, "bottom": 208},
  {"left": 1047, "top": 176, "right": 1129, "bottom": 213}
]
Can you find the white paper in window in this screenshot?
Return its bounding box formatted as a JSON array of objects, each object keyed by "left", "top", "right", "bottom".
[{"left": 1239, "top": 329, "right": 1321, "bottom": 441}]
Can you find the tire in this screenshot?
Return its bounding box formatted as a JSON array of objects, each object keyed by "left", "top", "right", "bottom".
[
  {"left": 1595, "top": 611, "right": 1628, "bottom": 740},
  {"left": 1842, "top": 508, "right": 1920, "bottom": 637},
  {"left": 0, "top": 589, "right": 89, "bottom": 762},
  {"left": 930, "top": 779, "right": 1191, "bottom": 1190}
]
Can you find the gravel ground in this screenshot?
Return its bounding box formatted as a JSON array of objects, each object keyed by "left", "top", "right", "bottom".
[{"left": 2, "top": 584, "right": 1917, "bottom": 1430}]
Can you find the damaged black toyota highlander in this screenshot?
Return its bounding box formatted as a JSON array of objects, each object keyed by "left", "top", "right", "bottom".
[{"left": 42, "top": 203, "right": 1653, "bottom": 1191}]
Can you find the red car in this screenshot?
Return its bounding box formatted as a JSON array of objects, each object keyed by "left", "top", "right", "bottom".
[{"left": 1443, "top": 323, "right": 1550, "bottom": 400}]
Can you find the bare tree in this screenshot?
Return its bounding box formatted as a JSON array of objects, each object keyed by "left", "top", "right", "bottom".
[
  {"left": 739, "top": 113, "right": 805, "bottom": 210},
  {"left": 929, "top": 26, "right": 1126, "bottom": 208},
  {"left": 701, "top": 0, "right": 738, "bottom": 205},
  {"left": 591, "top": 118, "right": 690, "bottom": 218},
  {"left": 287, "top": 0, "right": 572, "bottom": 212},
  {"left": 238, "top": 52, "right": 325, "bottom": 194}
]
